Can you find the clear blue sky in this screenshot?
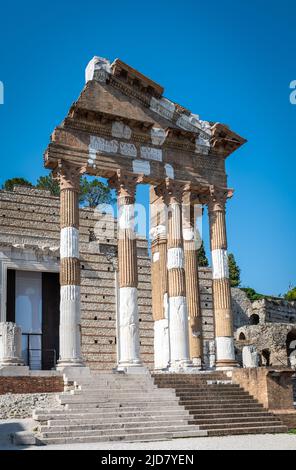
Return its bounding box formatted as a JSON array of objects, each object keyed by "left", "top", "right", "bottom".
[{"left": 0, "top": 0, "right": 295, "bottom": 296}]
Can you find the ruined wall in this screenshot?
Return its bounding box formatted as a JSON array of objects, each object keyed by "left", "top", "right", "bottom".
[
  {"left": 252, "top": 298, "right": 296, "bottom": 324},
  {"left": 235, "top": 323, "right": 295, "bottom": 367},
  {"left": 0, "top": 186, "right": 214, "bottom": 370},
  {"left": 231, "top": 288, "right": 252, "bottom": 329}
]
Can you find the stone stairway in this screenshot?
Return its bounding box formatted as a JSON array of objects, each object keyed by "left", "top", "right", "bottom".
[
  {"left": 152, "top": 372, "right": 288, "bottom": 436},
  {"left": 33, "top": 372, "right": 207, "bottom": 445}
]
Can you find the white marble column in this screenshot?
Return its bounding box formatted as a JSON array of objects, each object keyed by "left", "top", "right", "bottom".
[
  {"left": 56, "top": 162, "right": 85, "bottom": 369},
  {"left": 207, "top": 187, "right": 237, "bottom": 369},
  {"left": 182, "top": 189, "right": 203, "bottom": 369},
  {"left": 158, "top": 180, "right": 191, "bottom": 371},
  {"left": 150, "top": 187, "right": 170, "bottom": 369},
  {"left": 109, "top": 171, "right": 143, "bottom": 370}
]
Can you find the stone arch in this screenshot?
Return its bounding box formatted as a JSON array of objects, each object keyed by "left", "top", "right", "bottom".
[
  {"left": 261, "top": 348, "right": 271, "bottom": 367},
  {"left": 286, "top": 329, "right": 296, "bottom": 367},
  {"left": 249, "top": 314, "right": 259, "bottom": 325}
]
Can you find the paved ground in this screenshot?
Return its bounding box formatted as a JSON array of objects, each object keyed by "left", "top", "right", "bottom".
[{"left": 1, "top": 434, "right": 296, "bottom": 450}]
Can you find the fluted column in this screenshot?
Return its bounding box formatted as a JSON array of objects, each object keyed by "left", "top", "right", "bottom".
[
  {"left": 157, "top": 179, "right": 191, "bottom": 370},
  {"left": 207, "top": 186, "right": 237, "bottom": 369},
  {"left": 183, "top": 188, "right": 203, "bottom": 368},
  {"left": 150, "top": 187, "right": 169, "bottom": 370},
  {"left": 109, "top": 170, "right": 142, "bottom": 369},
  {"left": 56, "top": 161, "right": 84, "bottom": 368}
]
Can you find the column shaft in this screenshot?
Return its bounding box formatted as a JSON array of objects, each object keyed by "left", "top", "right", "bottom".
[
  {"left": 161, "top": 180, "right": 191, "bottom": 370},
  {"left": 57, "top": 162, "right": 84, "bottom": 368},
  {"left": 183, "top": 200, "right": 203, "bottom": 367},
  {"left": 109, "top": 171, "right": 142, "bottom": 369},
  {"left": 150, "top": 187, "right": 169, "bottom": 369},
  {"left": 208, "top": 188, "right": 237, "bottom": 369}
]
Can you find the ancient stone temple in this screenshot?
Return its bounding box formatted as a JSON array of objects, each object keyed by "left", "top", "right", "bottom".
[
  {"left": 2, "top": 57, "right": 295, "bottom": 445},
  {"left": 41, "top": 56, "right": 246, "bottom": 373}
]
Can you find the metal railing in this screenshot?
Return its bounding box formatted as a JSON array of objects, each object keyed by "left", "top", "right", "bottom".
[{"left": 22, "top": 333, "right": 57, "bottom": 370}]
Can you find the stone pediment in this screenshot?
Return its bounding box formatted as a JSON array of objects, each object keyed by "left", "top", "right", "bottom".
[{"left": 44, "top": 56, "right": 246, "bottom": 190}]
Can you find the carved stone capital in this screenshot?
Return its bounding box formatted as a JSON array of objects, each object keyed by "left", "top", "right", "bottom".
[
  {"left": 200, "top": 185, "right": 234, "bottom": 212},
  {"left": 54, "top": 160, "right": 87, "bottom": 192},
  {"left": 154, "top": 178, "right": 186, "bottom": 206},
  {"left": 108, "top": 170, "right": 142, "bottom": 205}
]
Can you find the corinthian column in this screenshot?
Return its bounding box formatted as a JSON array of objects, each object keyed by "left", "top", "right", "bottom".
[
  {"left": 157, "top": 179, "right": 191, "bottom": 371},
  {"left": 109, "top": 170, "right": 142, "bottom": 370},
  {"left": 55, "top": 161, "right": 84, "bottom": 369},
  {"left": 183, "top": 188, "right": 203, "bottom": 368},
  {"left": 150, "top": 187, "right": 169, "bottom": 370},
  {"left": 207, "top": 186, "right": 237, "bottom": 369}
]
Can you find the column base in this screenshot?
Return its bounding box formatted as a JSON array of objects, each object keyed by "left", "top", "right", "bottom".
[
  {"left": 169, "top": 359, "right": 195, "bottom": 372},
  {"left": 215, "top": 359, "right": 239, "bottom": 370},
  {"left": 56, "top": 358, "right": 85, "bottom": 368},
  {"left": 0, "top": 358, "right": 24, "bottom": 367},
  {"left": 116, "top": 364, "right": 148, "bottom": 375},
  {"left": 191, "top": 357, "right": 202, "bottom": 369}
]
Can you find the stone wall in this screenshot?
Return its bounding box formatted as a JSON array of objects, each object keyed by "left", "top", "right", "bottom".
[
  {"left": 232, "top": 368, "right": 294, "bottom": 410},
  {"left": 0, "top": 186, "right": 215, "bottom": 370},
  {"left": 231, "top": 287, "right": 296, "bottom": 327},
  {"left": 231, "top": 287, "right": 296, "bottom": 368},
  {"left": 0, "top": 376, "right": 64, "bottom": 394},
  {"left": 235, "top": 323, "right": 294, "bottom": 367},
  {"left": 252, "top": 298, "right": 296, "bottom": 324},
  {"left": 231, "top": 288, "right": 252, "bottom": 329}
]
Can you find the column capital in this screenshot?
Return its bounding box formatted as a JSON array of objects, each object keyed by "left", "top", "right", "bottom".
[
  {"left": 108, "top": 170, "right": 142, "bottom": 204},
  {"left": 200, "top": 186, "right": 234, "bottom": 212},
  {"left": 154, "top": 178, "right": 186, "bottom": 205},
  {"left": 54, "top": 160, "right": 86, "bottom": 192}
]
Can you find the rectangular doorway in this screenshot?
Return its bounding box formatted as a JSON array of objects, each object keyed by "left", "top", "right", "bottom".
[{"left": 6, "top": 270, "right": 60, "bottom": 370}]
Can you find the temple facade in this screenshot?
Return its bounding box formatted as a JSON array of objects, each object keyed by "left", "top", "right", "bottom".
[{"left": 0, "top": 56, "right": 246, "bottom": 374}]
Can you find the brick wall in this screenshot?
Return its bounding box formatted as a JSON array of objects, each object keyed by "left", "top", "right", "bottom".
[{"left": 0, "top": 376, "right": 64, "bottom": 394}]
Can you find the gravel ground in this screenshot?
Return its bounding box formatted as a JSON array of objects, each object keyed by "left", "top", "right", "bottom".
[
  {"left": 1, "top": 433, "right": 296, "bottom": 450},
  {"left": 0, "top": 393, "right": 60, "bottom": 419}
]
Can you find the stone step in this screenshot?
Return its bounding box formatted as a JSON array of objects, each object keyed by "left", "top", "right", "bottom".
[
  {"left": 192, "top": 411, "right": 273, "bottom": 419},
  {"left": 206, "top": 425, "right": 287, "bottom": 436},
  {"left": 44, "top": 414, "right": 191, "bottom": 426},
  {"left": 70, "top": 389, "right": 175, "bottom": 397},
  {"left": 38, "top": 429, "right": 207, "bottom": 445},
  {"left": 33, "top": 407, "right": 187, "bottom": 421},
  {"left": 175, "top": 391, "right": 250, "bottom": 398},
  {"left": 64, "top": 401, "right": 185, "bottom": 410},
  {"left": 179, "top": 398, "right": 258, "bottom": 406},
  {"left": 153, "top": 375, "right": 228, "bottom": 381},
  {"left": 40, "top": 424, "right": 203, "bottom": 438},
  {"left": 190, "top": 415, "right": 284, "bottom": 425},
  {"left": 77, "top": 378, "right": 157, "bottom": 384},
  {"left": 40, "top": 418, "right": 191, "bottom": 432},
  {"left": 59, "top": 396, "right": 179, "bottom": 405},
  {"left": 153, "top": 378, "right": 228, "bottom": 384},
  {"left": 184, "top": 403, "right": 264, "bottom": 411},
  {"left": 78, "top": 385, "right": 159, "bottom": 391},
  {"left": 198, "top": 420, "right": 284, "bottom": 431},
  {"left": 156, "top": 384, "right": 239, "bottom": 391},
  {"left": 77, "top": 377, "right": 154, "bottom": 383}
]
